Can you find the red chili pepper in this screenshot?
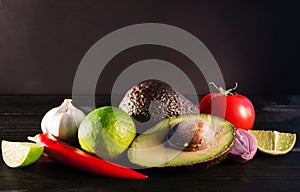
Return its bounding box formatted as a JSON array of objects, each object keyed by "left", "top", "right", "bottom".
[{"left": 28, "top": 133, "right": 147, "bottom": 180}]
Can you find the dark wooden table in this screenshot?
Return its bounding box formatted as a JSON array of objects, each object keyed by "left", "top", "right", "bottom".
[{"left": 1, "top": 95, "right": 300, "bottom": 192}]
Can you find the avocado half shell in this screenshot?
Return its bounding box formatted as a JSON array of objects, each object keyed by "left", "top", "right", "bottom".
[
  {"left": 127, "top": 114, "right": 236, "bottom": 168},
  {"left": 119, "top": 79, "right": 199, "bottom": 123}
]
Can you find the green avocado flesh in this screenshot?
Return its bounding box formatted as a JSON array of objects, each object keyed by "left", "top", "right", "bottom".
[{"left": 128, "top": 114, "right": 236, "bottom": 168}]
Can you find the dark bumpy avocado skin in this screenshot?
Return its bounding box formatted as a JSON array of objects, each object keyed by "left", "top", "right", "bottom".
[{"left": 119, "top": 79, "right": 199, "bottom": 123}]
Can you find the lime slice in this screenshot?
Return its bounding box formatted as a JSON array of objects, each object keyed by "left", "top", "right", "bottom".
[
  {"left": 248, "top": 130, "right": 296, "bottom": 155},
  {"left": 1, "top": 140, "right": 44, "bottom": 168}
]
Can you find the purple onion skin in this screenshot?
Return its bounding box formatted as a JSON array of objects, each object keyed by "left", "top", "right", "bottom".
[{"left": 228, "top": 128, "right": 258, "bottom": 163}]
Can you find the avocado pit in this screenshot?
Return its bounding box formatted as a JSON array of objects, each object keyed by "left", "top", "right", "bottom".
[{"left": 167, "top": 117, "right": 215, "bottom": 151}]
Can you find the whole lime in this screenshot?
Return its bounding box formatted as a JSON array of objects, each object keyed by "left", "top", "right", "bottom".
[{"left": 78, "top": 106, "right": 136, "bottom": 160}]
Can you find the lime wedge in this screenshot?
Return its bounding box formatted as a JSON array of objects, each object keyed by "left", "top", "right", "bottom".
[
  {"left": 1, "top": 140, "right": 44, "bottom": 168},
  {"left": 248, "top": 130, "right": 296, "bottom": 155}
]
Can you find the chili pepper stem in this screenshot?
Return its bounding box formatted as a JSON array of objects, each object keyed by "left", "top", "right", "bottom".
[{"left": 27, "top": 135, "right": 39, "bottom": 143}]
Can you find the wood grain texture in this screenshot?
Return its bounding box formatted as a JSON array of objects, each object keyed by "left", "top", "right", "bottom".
[{"left": 1, "top": 95, "right": 300, "bottom": 192}]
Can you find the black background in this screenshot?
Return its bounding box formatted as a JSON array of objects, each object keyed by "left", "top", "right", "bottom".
[{"left": 0, "top": 0, "right": 299, "bottom": 96}]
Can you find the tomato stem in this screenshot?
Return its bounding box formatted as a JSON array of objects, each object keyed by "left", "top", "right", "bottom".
[{"left": 209, "top": 82, "right": 238, "bottom": 96}]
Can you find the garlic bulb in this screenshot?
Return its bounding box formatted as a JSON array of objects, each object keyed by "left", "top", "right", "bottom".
[
  {"left": 41, "top": 99, "right": 86, "bottom": 142},
  {"left": 228, "top": 129, "right": 258, "bottom": 162}
]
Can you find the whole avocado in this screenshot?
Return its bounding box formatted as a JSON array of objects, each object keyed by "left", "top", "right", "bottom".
[{"left": 119, "top": 79, "right": 199, "bottom": 123}]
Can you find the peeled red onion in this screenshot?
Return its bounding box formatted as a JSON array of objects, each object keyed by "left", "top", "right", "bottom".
[{"left": 229, "top": 129, "right": 258, "bottom": 162}]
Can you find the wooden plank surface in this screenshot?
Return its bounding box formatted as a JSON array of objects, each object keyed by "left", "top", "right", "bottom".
[{"left": 1, "top": 95, "right": 300, "bottom": 191}]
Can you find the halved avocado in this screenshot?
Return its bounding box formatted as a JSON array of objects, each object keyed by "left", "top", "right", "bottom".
[{"left": 128, "top": 114, "right": 236, "bottom": 168}]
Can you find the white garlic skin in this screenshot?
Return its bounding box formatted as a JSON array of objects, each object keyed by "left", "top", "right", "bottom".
[{"left": 41, "top": 99, "right": 86, "bottom": 142}]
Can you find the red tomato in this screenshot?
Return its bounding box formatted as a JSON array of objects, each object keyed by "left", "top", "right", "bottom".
[{"left": 199, "top": 92, "right": 255, "bottom": 131}]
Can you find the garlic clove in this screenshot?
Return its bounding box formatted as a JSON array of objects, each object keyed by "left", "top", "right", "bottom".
[
  {"left": 41, "top": 108, "right": 58, "bottom": 134},
  {"left": 57, "top": 113, "right": 77, "bottom": 140},
  {"left": 41, "top": 99, "right": 86, "bottom": 143},
  {"left": 228, "top": 128, "right": 258, "bottom": 162}
]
